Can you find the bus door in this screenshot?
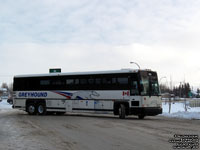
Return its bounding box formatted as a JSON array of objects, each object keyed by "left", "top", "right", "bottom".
[{"left": 130, "top": 76, "right": 141, "bottom": 107}]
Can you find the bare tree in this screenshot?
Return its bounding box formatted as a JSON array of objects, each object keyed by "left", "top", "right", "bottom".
[
  {"left": 8, "top": 83, "right": 13, "bottom": 96},
  {"left": 1, "top": 83, "right": 8, "bottom": 89}
]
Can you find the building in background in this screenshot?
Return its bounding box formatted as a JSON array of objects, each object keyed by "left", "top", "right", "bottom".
[{"left": 0, "top": 88, "right": 8, "bottom": 100}]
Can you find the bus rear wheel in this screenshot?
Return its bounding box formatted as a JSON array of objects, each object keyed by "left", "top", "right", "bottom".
[
  {"left": 37, "top": 103, "right": 46, "bottom": 115},
  {"left": 27, "top": 103, "right": 37, "bottom": 115},
  {"left": 119, "top": 104, "right": 126, "bottom": 119}
]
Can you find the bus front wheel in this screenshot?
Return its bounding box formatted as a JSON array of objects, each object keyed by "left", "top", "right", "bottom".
[{"left": 119, "top": 104, "right": 126, "bottom": 119}]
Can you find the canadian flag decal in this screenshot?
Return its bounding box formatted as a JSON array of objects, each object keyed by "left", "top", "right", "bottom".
[{"left": 122, "top": 91, "right": 130, "bottom": 96}]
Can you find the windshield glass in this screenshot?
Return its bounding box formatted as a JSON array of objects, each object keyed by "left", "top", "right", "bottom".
[{"left": 140, "top": 71, "right": 160, "bottom": 96}]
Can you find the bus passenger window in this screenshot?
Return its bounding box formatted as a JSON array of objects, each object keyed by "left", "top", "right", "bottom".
[
  {"left": 66, "top": 79, "right": 74, "bottom": 85},
  {"left": 112, "top": 78, "right": 117, "bottom": 84},
  {"left": 88, "top": 78, "right": 94, "bottom": 84},
  {"left": 118, "top": 78, "right": 128, "bottom": 85},
  {"left": 74, "top": 79, "right": 79, "bottom": 85},
  {"left": 102, "top": 78, "right": 112, "bottom": 84},
  {"left": 95, "top": 78, "right": 101, "bottom": 84},
  {"left": 40, "top": 80, "right": 50, "bottom": 85},
  {"left": 52, "top": 80, "right": 63, "bottom": 85},
  {"left": 80, "top": 79, "right": 87, "bottom": 84}
]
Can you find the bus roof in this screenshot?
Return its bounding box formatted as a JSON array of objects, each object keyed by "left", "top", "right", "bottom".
[{"left": 14, "top": 69, "right": 153, "bottom": 78}]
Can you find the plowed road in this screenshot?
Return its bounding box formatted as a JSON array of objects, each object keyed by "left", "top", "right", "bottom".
[{"left": 0, "top": 109, "right": 199, "bottom": 150}]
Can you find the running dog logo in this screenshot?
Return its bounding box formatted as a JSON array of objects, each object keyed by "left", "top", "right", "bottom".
[
  {"left": 72, "top": 91, "right": 100, "bottom": 99},
  {"left": 54, "top": 91, "right": 100, "bottom": 100}
]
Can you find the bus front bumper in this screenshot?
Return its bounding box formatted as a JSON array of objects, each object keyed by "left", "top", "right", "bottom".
[{"left": 129, "top": 107, "right": 162, "bottom": 116}]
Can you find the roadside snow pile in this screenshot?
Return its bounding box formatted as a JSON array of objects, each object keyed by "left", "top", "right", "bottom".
[
  {"left": 161, "top": 102, "right": 200, "bottom": 120},
  {"left": 0, "top": 100, "right": 12, "bottom": 109},
  {"left": 162, "top": 111, "right": 200, "bottom": 120}
]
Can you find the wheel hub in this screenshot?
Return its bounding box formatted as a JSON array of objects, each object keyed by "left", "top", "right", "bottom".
[
  {"left": 38, "top": 105, "right": 44, "bottom": 114},
  {"left": 28, "top": 105, "right": 35, "bottom": 114}
]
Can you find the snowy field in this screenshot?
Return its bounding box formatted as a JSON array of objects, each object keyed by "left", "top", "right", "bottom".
[
  {"left": 161, "top": 101, "right": 200, "bottom": 119},
  {"left": 0, "top": 100, "right": 200, "bottom": 119}
]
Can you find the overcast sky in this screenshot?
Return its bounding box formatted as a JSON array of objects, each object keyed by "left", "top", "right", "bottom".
[{"left": 0, "top": 0, "right": 200, "bottom": 89}]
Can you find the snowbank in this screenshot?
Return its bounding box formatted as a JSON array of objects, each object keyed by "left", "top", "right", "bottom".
[
  {"left": 161, "top": 102, "right": 200, "bottom": 120},
  {"left": 162, "top": 111, "right": 200, "bottom": 120},
  {"left": 0, "top": 100, "right": 12, "bottom": 109}
]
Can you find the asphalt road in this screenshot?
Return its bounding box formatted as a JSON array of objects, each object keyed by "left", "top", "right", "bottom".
[{"left": 0, "top": 109, "right": 199, "bottom": 150}]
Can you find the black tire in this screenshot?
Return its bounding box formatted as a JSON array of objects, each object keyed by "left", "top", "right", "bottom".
[
  {"left": 119, "top": 104, "right": 126, "bottom": 119},
  {"left": 37, "top": 103, "right": 46, "bottom": 115},
  {"left": 27, "top": 103, "right": 37, "bottom": 115},
  {"left": 138, "top": 114, "right": 145, "bottom": 119}
]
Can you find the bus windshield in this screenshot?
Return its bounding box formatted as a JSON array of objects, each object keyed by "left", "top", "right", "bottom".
[{"left": 140, "top": 71, "right": 160, "bottom": 96}]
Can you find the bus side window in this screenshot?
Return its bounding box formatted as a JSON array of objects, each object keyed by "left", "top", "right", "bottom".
[
  {"left": 74, "top": 79, "right": 79, "bottom": 85},
  {"left": 88, "top": 78, "right": 95, "bottom": 85},
  {"left": 80, "top": 79, "right": 87, "bottom": 85},
  {"left": 102, "top": 78, "right": 112, "bottom": 84},
  {"left": 66, "top": 79, "right": 74, "bottom": 85},
  {"left": 131, "top": 81, "right": 139, "bottom": 95},
  {"left": 112, "top": 78, "right": 117, "bottom": 84},
  {"left": 118, "top": 77, "right": 128, "bottom": 85},
  {"left": 40, "top": 80, "right": 50, "bottom": 85},
  {"left": 95, "top": 78, "right": 101, "bottom": 84}
]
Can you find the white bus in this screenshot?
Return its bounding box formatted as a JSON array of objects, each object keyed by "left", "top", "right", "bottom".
[{"left": 13, "top": 69, "right": 162, "bottom": 119}]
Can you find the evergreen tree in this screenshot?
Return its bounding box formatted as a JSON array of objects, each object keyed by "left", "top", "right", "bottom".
[
  {"left": 171, "top": 82, "right": 191, "bottom": 98},
  {"left": 197, "top": 88, "right": 200, "bottom": 98}
]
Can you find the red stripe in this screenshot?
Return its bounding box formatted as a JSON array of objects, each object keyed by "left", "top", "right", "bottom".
[{"left": 54, "top": 92, "right": 71, "bottom": 99}]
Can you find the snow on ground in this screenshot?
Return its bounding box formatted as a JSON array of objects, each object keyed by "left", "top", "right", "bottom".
[
  {"left": 161, "top": 101, "right": 200, "bottom": 120},
  {"left": 0, "top": 99, "right": 12, "bottom": 109}
]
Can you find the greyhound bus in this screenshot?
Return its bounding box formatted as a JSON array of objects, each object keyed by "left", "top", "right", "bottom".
[{"left": 13, "top": 69, "right": 162, "bottom": 119}]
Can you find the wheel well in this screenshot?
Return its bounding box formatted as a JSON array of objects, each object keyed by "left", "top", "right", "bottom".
[
  {"left": 113, "top": 101, "right": 129, "bottom": 115},
  {"left": 26, "top": 99, "right": 46, "bottom": 111}
]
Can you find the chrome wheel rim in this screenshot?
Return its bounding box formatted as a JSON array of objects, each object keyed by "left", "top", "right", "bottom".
[
  {"left": 38, "top": 105, "right": 44, "bottom": 114},
  {"left": 28, "top": 105, "right": 35, "bottom": 114}
]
